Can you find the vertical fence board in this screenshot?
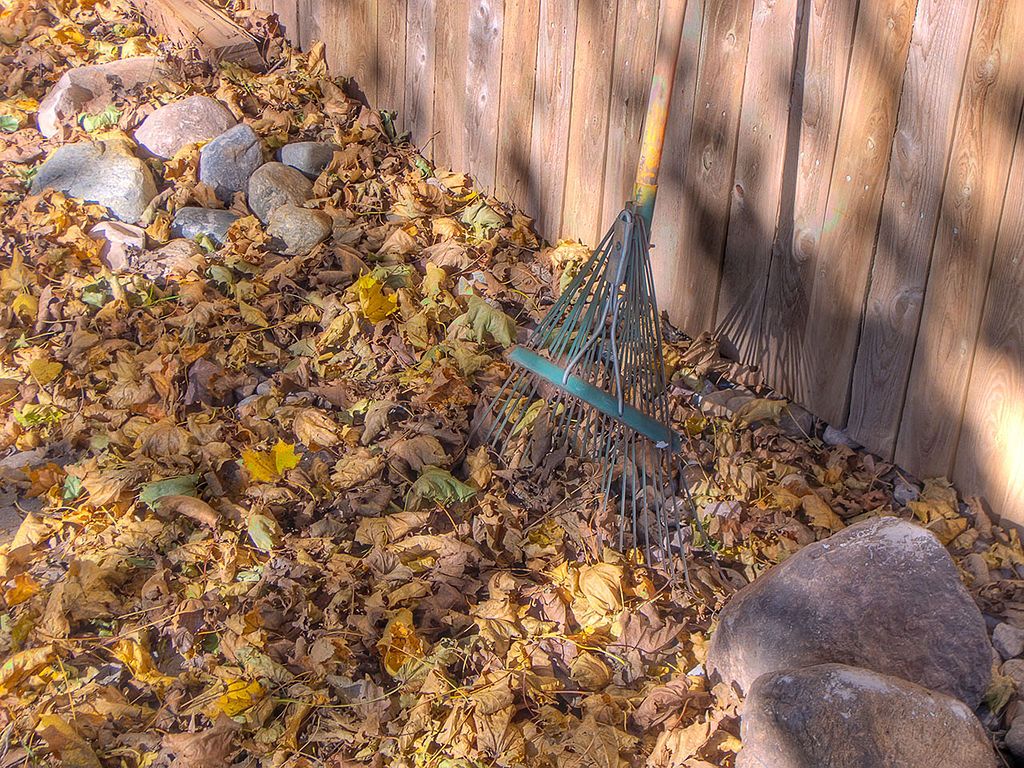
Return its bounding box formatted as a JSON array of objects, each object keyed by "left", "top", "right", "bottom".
[
  {"left": 495, "top": 0, "right": 540, "bottom": 210},
  {"left": 432, "top": 0, "right": 469, "bottom": 170},
  {"left": 272, "top": 0, "right": 300, "bottom": 47},
  {"left": 527, "top": 0, "right": 578, "bottom": 238},
  {"left": 599, "top": 0, "right": 660, "bottom": 234},
  {"left": 954, "top": 106, "right": 1024, "bottom": 523},
  {"left": 714, "top": 0, "right": 800, "bottom": 363},
  {"left": 561, "top": 0, "right": 619, "bottom": 247},
  {"left": 297, "top": 0, "right": 321, "bottom": 50},
  {"left": 847, "top": 0, "right": 979, "bottom": 457},
  {"left": 800, "top": 0, "right": 919, "bottom": 424},
  {"left": 378, "top": 0, "right": 408, "bottom": 120},
  {"left": 318, "top": 1, "right": 378, "bottom": 104},
  {"left": 465, "top": 0, "right": 504, "bottom": 192},
  {"left": 759, "top": 0, "right": 858, "bottom": 403},
  {"left": 896, "top": 0, "right": 1024, "bottom": 476},
  {"left": 651, "top": 0, "right": 703, "bottom": 312},
  {"left": 405, "top": 0, "right": 437, "bottom": 149},
  {"left": 663, "top": 0, "right": 752, "bottom": 333}
]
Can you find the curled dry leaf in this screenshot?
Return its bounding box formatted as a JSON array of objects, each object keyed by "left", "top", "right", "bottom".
[{"left": 157, "top": 494, "right": 219, "bottom": 528}]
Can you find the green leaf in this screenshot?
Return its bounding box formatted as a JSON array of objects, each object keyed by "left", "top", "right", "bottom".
[
  {"left": 460, "top": 198, "right": 507, "bottom": 236},
  {"left": 408, "top": 466, "right": 476, "bottom": 508},
  {"left": 81, "top": 280, "right": 112, "bottom": 308},
  {"left": 247, "top": 513, "right": 280, "bottom": 552},
  {"left": 0, "top": 115, "right": 19, "bottom": 133},
  {"left": 62, "top": 475, "right": 83, "bottom": 502},
  {"left": 138, "top": 474, "right": 199, "bottom": 509},
  {"left": 450, "top": 295, "right": 516, "bottom": 347},
  {"left": 80, "top": 104, "right": 120, "bottom": 133}
]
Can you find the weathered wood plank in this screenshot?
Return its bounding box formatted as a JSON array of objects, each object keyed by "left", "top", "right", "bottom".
[
  {"left": 495, "top": 0, "right": 540, "bottom": 211},
  {"left": 296, "top": 0, "right": 320, "bottom": 50},
  {"left": 405, "top": 0, "right": 437, "bottom": 149},
  {"left": 133, "top": 0, "right": 263, "bottom": 68},
  {"left": 526, "top": 0, "right": 578, "bottom": 239},
  {"left": 847, "top": 0, "right": 979, "bottom": 457},
  {"left": 378, "top": 0, "right": 408, "bottom": 119},
  {"left": 432, "top": 0, "right": 469, "bottom": 170},
  {"left": 561, "top": 0, "right": 618, "bottom": 247},
  {"left": 758, "top": 0, "right": 858, "bottom": 404},
  {"left": 661, "top": 0, "right": 752, "bottom": 333},
  {"left": 599, "top": 0, "right": 659, "bottom": 234},
  {"left": 650, "top": 0, "right": 703, "bottom": 309},
  {"left": 800, "top": 0, "right": 919, "bottom": 424},
  {"left": 464, "top": 0, "right": 504, "bottom": 192},
  {"left": 896, "top": 0, "right": 1024, "bottom": 476},
  {"left": 321, "top": 0, "right": 378, "bottom": 104},
  {"left": 272, "top": 0, "right": 300, "bottom": 47},
  {"left": 954, "top": 104, "right": 1024, "bottom": 525},
  {"left": 714, "top": 0, "right": 801, "bottom": 363}
]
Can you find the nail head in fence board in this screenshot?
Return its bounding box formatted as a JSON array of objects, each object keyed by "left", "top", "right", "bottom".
[
  {"left": 715, "top": 0, "right": 800, "bottom": 364},
  {"left": 405, "top": 0, "right": 437, "bottom": 151},
  {"left": 651, "top": 0, "right": 703, "bottom": 312},
  {"left": 847, "top": 0, "right": 979, "bottom": 458},
  {"left": 954, "top": 107, "right": 1024, "bottom": 526},
  {"left": 379, "top": 0, "right": 409, "bottom": 122},
  {"left": 133, "top": 0, "right": 263, "bottom": 69},
  {"left": 759, "top": 0, "right": 857, "bottom": 405},
  {"left": 562, "top": 0, "right": 619, "bottom": 247},
  {"left": 495, "top": 0, "right": 540, "bottom": 211},
  {"left": 272, "top": 0, "right": 300, "bottom": 47},
  {"left": 465, "top": 0, "right": 504, "bottom": 192},
  {"left": 527, "top": 0, "right": 578, "bottom": 240},
  {"left": 600, "top": 0, "right": 660, "bottom": 236},
  {"left": 896, "top": 0, "right": 1024, "bottom": 477},
  {"left": 800, "top": 0, "right": 919, "bottom": 424},
  {"left": 665, "top": 0, "right": 752, "bottom": 333},
  {"left": 432, "top": 0, "right": 469, "bottom": 171}
]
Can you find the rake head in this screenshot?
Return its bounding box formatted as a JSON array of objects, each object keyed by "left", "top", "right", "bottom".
[{"left": 473, "top": 203, "right": 702, "bottom": 579}]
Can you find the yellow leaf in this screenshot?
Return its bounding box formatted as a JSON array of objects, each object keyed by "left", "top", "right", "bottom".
[
  {"left": 801, "top": 493, "right": 845, "bottom": 533},
  {"left": 293, "top": 408, "right": 341, "bottom": 449},
  {"left": 571, "top": 651, "right": 611, "bottom": 691},
  {"left": 377, "top": 608, "right": 427, "bottom": 677},
  {"left": 0, "top": 644, "right": 53, "bottom": 696},
  {"left": 355, "top": 274, "right": 398, "bottom": 323},
  {"left": 5, "top": 573, "right": 40, "bottom": 607},
  {"left": 27, "top": 358, "right": 62, "bottom": 386},
  {"left": 111, "top": 637, "right": 175, "bottom": 691},
  {"left": 732, "top": 397, "right": 786, "bottom": 427},
  {"left": 242, "top": 441, "right": 300, "bottom": 482},
  {"left": 12, "top": 293, "right": 38, "bottom": 322},
  {"left": 205, "top": 679, "right": 265, "bottom": 718},
  {"left": 578, "top": 563, "right": 624, "bottom": 615},
  {"left": 36, "top": 714, "right": 102, "bottom": 768}
]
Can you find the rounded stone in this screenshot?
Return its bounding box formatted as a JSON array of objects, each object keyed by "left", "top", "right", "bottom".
[
  {"left": 198, "top": 124, "right": 264, "bottom": 204},
  {"left": 266, "top": 204, "right": 332, "bottom": 256},
  {"left": 170, "top": 207, "right": 242, "bottom": 246},
  {"left": 247, "top": 162, "right": 313, "bottom": 223},
  {"left": 88, "top": 221, "right": 147, "bottom": 272},
  {"left": 277, "top": 141, "right": 336, "bottom": 179},
  {"left": 134, "top": 95, "right": 236, "bottom": 159}
]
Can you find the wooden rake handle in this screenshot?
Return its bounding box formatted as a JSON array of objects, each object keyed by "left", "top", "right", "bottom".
[{"left": 633, "top": 0, "right": 688, "bottom": 231}]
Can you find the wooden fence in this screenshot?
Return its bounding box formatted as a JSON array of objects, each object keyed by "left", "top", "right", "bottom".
[{"left": 251, "top": 0, "right": 1024, "bottom": 527}]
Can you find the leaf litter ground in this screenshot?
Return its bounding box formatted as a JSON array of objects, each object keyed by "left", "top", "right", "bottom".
[{"left": 0, "top": 2, "right": 1022, "bottom": 766}]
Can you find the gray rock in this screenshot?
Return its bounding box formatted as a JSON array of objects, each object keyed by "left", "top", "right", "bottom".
[
  {"left": 170, "top": 207, "right": 241, "bottom": 246},
  {"left": 1007, "top": 717, "right": 1024, "bottom": 758},
  {"left": 737, "top": 664, "right": 996, "bottom": 768},
  {"left": 134, "top": 96, "right": 236, "bottom": 159},
  {"left": 266, "top": 204, "right": 332, "bottom": 255},
  {"left": 893, "top": 475, "right": 921, "bottom": 506},
  {"left": 963, "top": 552, "right": 992, "bottom": 586},
  {"left": 198, "top": 124, "right": 263, "bottom": 203},
  {"left": 707, "top": 517, "right": 992, "bottom": 706},
  {"left": 88, "top": 221, "right": 146, "bottom": 272},
  {"left": 1002, "top": 658, "right": 1024, "bottom": 688},
  {"left": 278, "top": 141, "right": 336, "bottom": 179},
  {"left": 822, "top": 424, "right": 860, "bottom": 448},
  {"left": 247, "top": 162, "right": 313, "bottom": 223},
  {"left": 37, "top": 57, "right": 167, "bottom": 137},
  {"left": 138, "top": 239, "right": 204, "bottom": 279},
  {"left": 31, "top": 140, "right": 157, "bottom": 224},
  {"left": 994, "top": 623, "right": 1024, "bottom": 660}
]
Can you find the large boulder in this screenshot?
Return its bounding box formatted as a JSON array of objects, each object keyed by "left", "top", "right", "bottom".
[
  {"left": 31, "top": 140, "right": 157, "bottom": 224},
  {"left": 737, "top": 664, "right": 996, "bottom": 768},
  {"left": 247, "top": 162, "right": 312, "bottom": 223},
  {"left": 134, "top": 96, "right": 236, "bottom": 159},
  {"left": 38, "top": 57, "right": 167, "bottom": 137},
  {"left": 266, "top": 204, "right": 332, "bottom": 255},
  {"left": 707, "top": 517, "right": 991, "bottom": 706},
  {"left": 198, "top": 124, "right": 263, "bottom": 203},
  {"left": 170, "top": 207, "right": 241, "bottom": 246}
]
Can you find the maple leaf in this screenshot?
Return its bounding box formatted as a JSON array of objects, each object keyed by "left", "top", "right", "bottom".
[
  {"left": 242, "top": 441, "right": 301, "bottom": 482},
  {"left": 354, "top": 274, "right": 398, "bottom": 323}
]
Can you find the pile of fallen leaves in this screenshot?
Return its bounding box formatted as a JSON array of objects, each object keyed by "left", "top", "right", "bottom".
[{"left": 1, "top": 1, "right": 1023, "bottom": 766}]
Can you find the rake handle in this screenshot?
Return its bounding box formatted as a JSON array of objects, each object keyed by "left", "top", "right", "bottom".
[{"left": 633, "top": 0, "right": 688, "bottom": 231}]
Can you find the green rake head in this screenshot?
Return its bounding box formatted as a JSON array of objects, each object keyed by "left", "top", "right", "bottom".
[{"left": 472, "top": 204, "right": 702, "bottom": 579}]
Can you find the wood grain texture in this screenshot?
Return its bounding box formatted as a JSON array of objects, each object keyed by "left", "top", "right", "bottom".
[
  {"left": 650, "top": 0, "right": 703, "bottom": 312},
  {"left": 847, "top": 0, "right": 979, "bottom": 457},
  {"left": 331, "top": 0, "right": 378, "bottom": 104},
  {"left": 896, "top": 0, "right": 1024, "bottom": 476},
  {"left": 464, "top": 0, "right": 504, "bottom": 192},
  {"left": 954, "top": 106, "right": 1024, "bottom": 524},
  {"left": 432, "top": 0, "right": 469, "bottom": 170},
  {"left": 526, "top": 0, "right": 578, "bottom": 238},
  {"left": 800, "top": 0, "right": 919, "bottom": 423},
  {"left": 662, "top": 0, "right": 752, "bottom": 333},
  {"left": 599, "top": 0, "right": 659, "bottom": 234},
  {"left": 405, "top": 0, "right": 437, "bottom": 149},
  {"left": 561, "top": 0, "right": 618, "bottom": 247},
  {"left": 272, "top": 0, "right": 300, "bottom": 46},
  {"left": 296, "top": 0, "right": 320, "bottom": 50},
  {"left": 133, "top": 0, "right": 262, "bottom": 67},
  {"left": 758, "top": 0, "right": 858, "bottom": 406},
  {"left": 494, "top": 0, "right": 540, "bottom": 210},
  {"left": 714, "top": 0, "right": 801, "bottom": 364},
  {"left": 378, "top": 0, "right": 409, "bottom": 119}
]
